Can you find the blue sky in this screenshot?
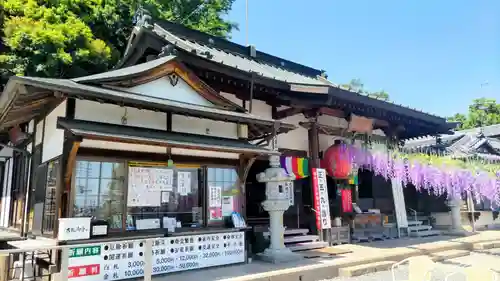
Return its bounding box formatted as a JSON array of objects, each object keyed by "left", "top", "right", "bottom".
[{"left": 227, "top": 0, "right": 499, "bottom": 117}]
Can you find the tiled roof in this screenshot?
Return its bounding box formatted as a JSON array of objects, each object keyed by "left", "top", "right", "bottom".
[
  {"left": 404, "top": 124, "right": 500, "bottom": 156},
  {"left": 151, "top": 24, "right": 328, "bottom": 86}
]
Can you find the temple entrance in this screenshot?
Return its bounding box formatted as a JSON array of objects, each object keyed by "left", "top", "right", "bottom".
[{"left": 245, "top": 159, "right": 308, "bottom": 228}]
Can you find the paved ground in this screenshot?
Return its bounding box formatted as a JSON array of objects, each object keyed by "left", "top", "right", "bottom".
[{"left": 325, "top": 249, "right": 500, "bottom": 281}]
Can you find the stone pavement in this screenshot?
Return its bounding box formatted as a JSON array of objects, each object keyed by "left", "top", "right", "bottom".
[
  {"left": 152, "top": 230, "right": 500, "bottom": 281},
  {"left": 325, "top": 248, "right": 500, "bottom": 281}
]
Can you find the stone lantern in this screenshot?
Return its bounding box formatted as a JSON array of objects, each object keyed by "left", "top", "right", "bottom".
[{"left": 256, "top": 154, "right": 301, "bottom": 263}]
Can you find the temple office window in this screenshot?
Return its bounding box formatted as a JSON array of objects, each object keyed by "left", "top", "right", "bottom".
[
  {"left": 73, "top": 160, "right": 126, "bottom": 230},
  {"left": 126, "top": 165, "right": 201, "bottom": 231},
  {"left": 206, "top": 167, "right": 240, "bottom": 225},
  {"left": 42, "top": 160, "right": 59, "bottom": 233}
]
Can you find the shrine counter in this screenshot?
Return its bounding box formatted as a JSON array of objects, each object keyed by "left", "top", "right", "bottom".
[{"left": 61, "top": 227, "right": 249, "bottom": 281}]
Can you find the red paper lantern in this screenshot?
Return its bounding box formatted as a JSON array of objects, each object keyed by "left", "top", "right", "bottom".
[{"left": 321, "top": 140, "right": 352, "bottom": 179}]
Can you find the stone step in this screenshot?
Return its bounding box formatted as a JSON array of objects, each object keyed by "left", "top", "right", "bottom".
[
  {"left": 284, "top": 235, "right": 319, "bottom": 244},
  {"left": 472, "top": 241, "right": 500, "bottom": 250},
  {"left": 408, "top": 225, "right": 432, "bottom": 232},
  {"left": 407, "top": 220, "right": 423, "bottom": 226},
  {"left": 430, "top": 250, "right": 470, "bottom": 262},
  {"left": 287, "top": 241, "right": 329, "bottom": 252},
  {"left": 263, "top": 228, "right": 309, "bottom": 237},
  {"left": 409, "top": 229, "right": 441, "bottom": 237},
  {"left": 338, "top": 261, "right": 395, "bottom": 277}
]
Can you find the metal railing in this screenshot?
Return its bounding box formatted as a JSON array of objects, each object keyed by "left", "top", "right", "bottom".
[
  {"left": 1, "top": 231, "right": 247, "bottom": 281},
  {"left": 407, "top": 208, "right": 418, "bottom": 223}
]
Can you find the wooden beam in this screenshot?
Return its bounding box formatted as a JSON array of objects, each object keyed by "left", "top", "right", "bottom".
[
  {"left": 272, "top": 107, "right": 304, "bottom": 120},
  {"left": 64, "top": 141, "right": 81, "bottom": 186},
  {"left": 318, "top": 107, "right": 345, "bottom": 118}
]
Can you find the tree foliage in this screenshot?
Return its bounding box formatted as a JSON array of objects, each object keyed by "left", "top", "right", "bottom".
[
  {"left": 448, "top": 98, "right": 500, "bottom": 130},
  {"left": 0, "top": 0, "right": 237, "bottom": 88},
  {"left": 342, "top": 78, "right": 390, "bottom": 101}
]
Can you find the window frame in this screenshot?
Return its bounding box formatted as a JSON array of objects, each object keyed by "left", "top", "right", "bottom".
[{"left": 70, "top": 157, "right": 240, "bottom": 233}]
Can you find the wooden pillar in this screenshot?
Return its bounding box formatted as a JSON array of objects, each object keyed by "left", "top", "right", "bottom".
[{"left": 306, "top": 113, "right": 321, "bottom": 236}]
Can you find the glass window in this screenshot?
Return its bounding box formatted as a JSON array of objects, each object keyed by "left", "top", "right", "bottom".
[
  {"left": 126, "top": 167, "right": 200, "bottom": 230},
  {"left": 206, "top": 167, "right": 240, "bottom": 225},
  {"left": 73, "top": 160, "right": 126, "bottom": 230}
]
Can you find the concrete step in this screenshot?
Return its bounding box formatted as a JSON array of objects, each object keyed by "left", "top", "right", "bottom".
[
  {"left": 407, "top": 220, "right": 423, "bottom": 226},
  {"left": 287, "top": 241, "right": 329, "bottom": 252},
  {"left": 263, "top": 228, "right": 309, "bottom": 237},
  {"left": 408, "top": 225, "right": 432, "bottom": 232},
  {"left": 284, "top": 235, "right": 319, "bottom": 244},
  {"left": 409, "top": 229, "right": 441, "bottom": 237},
  {"left": 430, "top": 250, "right": 470, "bottom": 262},
  {"left": 338, "top": 261, "right": 395, "bottom": 277},
  {"left": 472, "top": 241, "right": 500, "bottom": 250}
]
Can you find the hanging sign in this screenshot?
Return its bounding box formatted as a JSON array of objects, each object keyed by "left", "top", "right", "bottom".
[
  {"left": 312, "top": 168, "right": 331, "bottom": 230},
  {"left": 177, "top": 172, "right": 192, "bottom": 196},
  {"left": 67, "top": 232, "right": 245, "bottom": 281},
  {"left": 341, "top": 189, "right": 353, "bottom": 213},
  {"left": 58, "top": 217, "right": 91, "bottom": 241}
]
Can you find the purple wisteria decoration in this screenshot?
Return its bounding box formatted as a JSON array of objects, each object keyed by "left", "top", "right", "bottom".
[{"left": 344, "top": 145, "right": 500, "bottom": 206}]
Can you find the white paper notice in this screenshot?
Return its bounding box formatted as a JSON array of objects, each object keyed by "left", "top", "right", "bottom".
[
  {"left": 177, "top": 172, "right": 192, "bottom": 196},
  {"left": 161, "top": 192, "right": 170, "bottom": 203},
  {"left": 128, "top": 166, "right": 174, "bottom": 191},
  {"left": 163, "top": 217, "right": 177, "bottom": 232},
  {"left": 209, "top": 186, "right": 222, "bottom": 207},
  {"left": 127, "top": 188, "right": 161, "bottom": 207},
  {"left": 222, "top": 196, "right": 234, "bottom": 216}
]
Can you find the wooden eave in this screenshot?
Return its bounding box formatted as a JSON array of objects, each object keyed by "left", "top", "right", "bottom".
[
  {"left": 0, "top": 80, "right": 64, "bottom": 131},
  {"left": 57, "top": 117, "right": 279, "bottom": 156},
  {"left": 0, "top": 76, "right": 296, "bottom": 140}
]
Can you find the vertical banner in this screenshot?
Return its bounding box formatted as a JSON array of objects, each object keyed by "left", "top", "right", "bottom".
[
  {"left": 390, "top": 178, "right": 408, "bottom": 228},
  {"left": 312, "top": 168, "right": 331, "bottom": 230},
  {"left": 341, "top": 189, "right": 353, "bottom": 213},
  {"left": 285, "top": 181, "right": 294, "bottom": 206}
]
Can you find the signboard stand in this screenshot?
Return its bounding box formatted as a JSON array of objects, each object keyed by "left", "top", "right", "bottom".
[{"left": 312, "top": 168, "right": 331, "bottom": 242}]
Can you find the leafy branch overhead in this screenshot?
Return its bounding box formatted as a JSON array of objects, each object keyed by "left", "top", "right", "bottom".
[
  {"left": 341, "top": 78, "right": 390, "bottom": 101},
  {"left": 448, "top": 98, "right": 500, "bottom": 130},
  {"left": 0, "top": 0, "right": 237, "bottom": 87}
]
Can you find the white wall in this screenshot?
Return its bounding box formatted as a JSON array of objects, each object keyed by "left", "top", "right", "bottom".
[
  {"left": 75, "top": 100, "right": 168, "bottom": 130},
  {"left": 221, "top": 94, "right": 312, "bottom": 152},
  {"left": 125, "top": 76, "right": 214, "bottom": 107},
  {"left": 172, "top": 115, "right": 239, "bottom": 139},
  {"left": 42, "top": 101, "right": 66, "bottom": 162},
  {"left": 75, "top": 100, "right": 241, "bottom": 158},
  {"left": 0, "top": 158, "right": 13, "bottom": 228},
  {"left": 35, "top": 120, "right": 43, "bottom": 146}
]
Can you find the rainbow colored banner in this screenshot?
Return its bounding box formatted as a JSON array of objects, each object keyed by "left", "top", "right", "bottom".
[{"left": 280, "top": 156, "right": 309, "bottom": 180}]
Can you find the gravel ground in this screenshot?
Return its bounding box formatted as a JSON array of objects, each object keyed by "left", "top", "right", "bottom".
[{"left": 323, "top": 250, "right": 500, "bottom": 281}]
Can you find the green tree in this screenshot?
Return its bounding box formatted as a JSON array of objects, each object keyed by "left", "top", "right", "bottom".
[
  {"left": 0, "top": 0, "right": 237, "bottom": 88},
  {"left": 448, "top": 98, "right": 500, "bottom": 130},
  {"left": 341, "top": 78, "right": 390, "bottom": 101}
]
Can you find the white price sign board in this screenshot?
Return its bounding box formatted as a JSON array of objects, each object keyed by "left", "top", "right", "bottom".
[
  {"left": 67, "top": 232, "right": 245, "bottom": 281},
  {"left": 312, "top": 168, "right": 331, "bottom": 230}
]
